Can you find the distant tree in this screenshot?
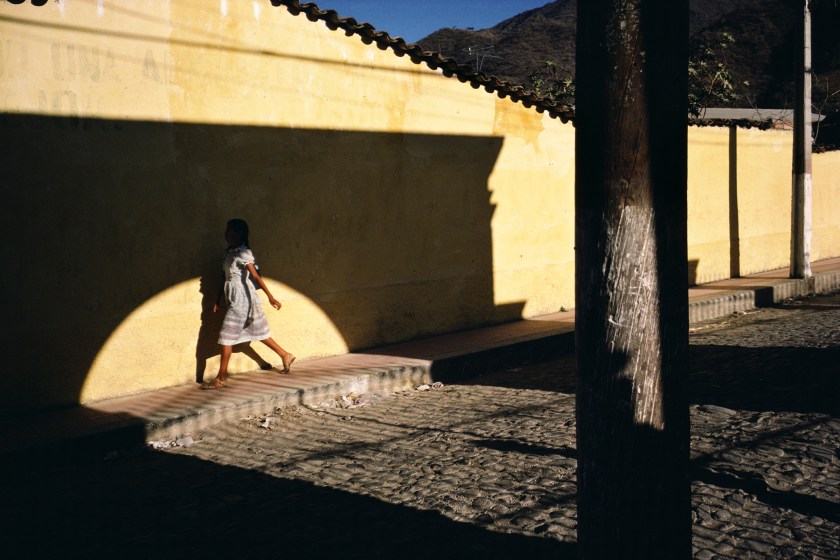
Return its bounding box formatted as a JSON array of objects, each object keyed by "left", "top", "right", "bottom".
[
  {"left": 688, "top": 32, "right": 743, "bottom": 117},
  {"left": 533, "top": 32, "right": 742, "bottom": 117},
  {"left": 528, "top": 61, "right": 576, "bottom": 106},
  {"left": 813, "top": 75, "right": 840, "bottom": 144}
]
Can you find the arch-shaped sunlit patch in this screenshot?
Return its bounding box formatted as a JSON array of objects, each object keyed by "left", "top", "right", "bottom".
[{"left": 80, "top": 278, "right": 346, "bottom": 404}]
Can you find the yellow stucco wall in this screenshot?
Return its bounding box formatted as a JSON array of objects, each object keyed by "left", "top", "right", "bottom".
[
  {"left": 734, "top": 128, "right": 796, "bottom": 275},
  {"left": 0, "top": 0, "right": 574, "bottom": 415},
  {"left": 687, "top": 126, "right": 734, "bottom": 284},
  {"left": 2, "top": 2, "right": 839, "bottom": 417},
  {"left": 686, "top": 126, "right": 809, "bottom": 283},
  {"left": 813, "top": 150, "right": 840, "bottom": 261}
]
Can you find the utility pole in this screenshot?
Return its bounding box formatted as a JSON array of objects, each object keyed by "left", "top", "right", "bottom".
[
  {"left": 791, "top": 0, "right": 813, "bottom": 279},
  {"left": 575, "top": 0, "right": 691, "bottom": 557}
]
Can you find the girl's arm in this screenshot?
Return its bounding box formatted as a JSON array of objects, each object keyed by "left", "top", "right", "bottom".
[{"left": 246, "top": 263, "right": 282, "bottom": 310}]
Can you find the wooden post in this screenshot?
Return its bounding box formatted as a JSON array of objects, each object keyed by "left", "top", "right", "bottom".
[
  {"left": 575, "top": 0, "right": 691, "bottom": 557},
  {"left": 791, "top": 0, "right": 813, "bottom": 279}
]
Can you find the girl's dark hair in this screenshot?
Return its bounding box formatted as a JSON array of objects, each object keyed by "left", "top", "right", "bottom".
[{"left": 227, "top": 218, "right": 250, "bottom": 248}]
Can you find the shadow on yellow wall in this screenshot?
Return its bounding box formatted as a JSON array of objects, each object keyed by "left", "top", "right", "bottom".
[
  {"left": 687, "top": 127, "right": 740, "bottom": 286},
  {"left": 1, "top": 112, "right": 519, "bottom": 417},
  {"left": 727, "top": 126, "right": 741, "bottom": 280}
]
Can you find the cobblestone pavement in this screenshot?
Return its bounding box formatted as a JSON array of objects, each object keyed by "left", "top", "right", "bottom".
[{"left": 2, "top": 294, "right": 839, "bottom": 559}]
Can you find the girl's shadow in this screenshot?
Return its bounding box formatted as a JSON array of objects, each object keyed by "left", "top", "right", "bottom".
[{"left": 195, "top": 270, "right": 271, "bottom": 383}]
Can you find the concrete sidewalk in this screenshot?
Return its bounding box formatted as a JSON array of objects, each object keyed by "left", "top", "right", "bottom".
[{"left": 3, "top": 257, "right": 840, "bottom": 463}]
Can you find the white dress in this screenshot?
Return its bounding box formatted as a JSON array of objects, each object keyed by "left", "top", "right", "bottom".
[{"left": 217, "top": 245, "right": 271, "bottom": 345}]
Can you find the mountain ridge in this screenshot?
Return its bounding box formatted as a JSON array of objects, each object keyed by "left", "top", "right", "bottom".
[{"left": 416, "top": 0, "right": 840, "bottom": 117}]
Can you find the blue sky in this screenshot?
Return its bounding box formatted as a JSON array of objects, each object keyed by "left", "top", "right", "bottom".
[{"left": 313, "top": 1, "right": 553, "bottom": 44}]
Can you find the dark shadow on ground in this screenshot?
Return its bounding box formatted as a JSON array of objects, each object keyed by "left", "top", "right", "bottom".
[
  {"left": 765, "top": 302, "right": 840, "bottom": 312},
  {"left": 0, "top": 448, "right": 575, "bottom": 559},
  {"left": 460, "top": 352, "right": 577, "bottom": 393},
  {"left": 689, "top": 283, "right": 790, "bottom": 291},
  {"left": 689, "top": 344, "right": 840, "bottom": 415},
  {"left": 693, "top": 466, "right": 840, "bottom": 523},
  {"left": 470, "top": 437, "right": 577, "bottom": 458},
  {"left": 458, "top": 340, "right": 839, "bottom": 416},
  {"left": 378, "top": 324, "right": 576, "bottom": 386},
  {"left": 689, "top": 285, "right": 778, "bottom": 306},
  {"left": 0, "top": 408, "right": 149, "bottom": 475}
]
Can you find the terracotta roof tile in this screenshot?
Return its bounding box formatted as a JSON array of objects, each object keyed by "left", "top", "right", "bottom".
[
  {"left": 814, "top": 144, "right": 840, "bottom": 153},
  {"left": 688, "top": 117, "right": 776, "bottom": 130},
  {"left": 269, "top": 0, "right": 574, "bottom": 122}
]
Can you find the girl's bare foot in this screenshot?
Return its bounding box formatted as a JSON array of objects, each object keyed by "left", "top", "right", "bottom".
[
  {"left": 200, "top": 377, "right": 228, "bottom": 390},
  {"left": 281, "top": 354, "right": 296, "bottom": 373}
]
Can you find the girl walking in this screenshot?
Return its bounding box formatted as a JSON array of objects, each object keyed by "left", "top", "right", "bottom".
[{"left": 203, "top": 218, "right": 295, "bottom": 389}]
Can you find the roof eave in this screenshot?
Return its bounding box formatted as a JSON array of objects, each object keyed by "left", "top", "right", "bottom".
[{"left": 269, "top": 0, "right": 575, "bottom": 122}]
